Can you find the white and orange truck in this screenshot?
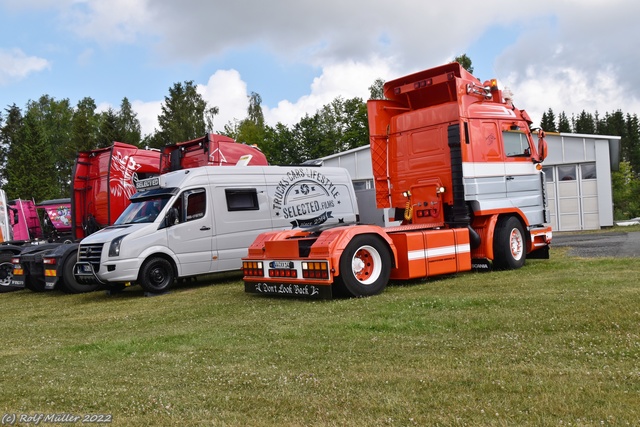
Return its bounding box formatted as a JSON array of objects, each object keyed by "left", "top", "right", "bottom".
[{"left": 242, "top": 62, "right": 552, "bottom": 298}]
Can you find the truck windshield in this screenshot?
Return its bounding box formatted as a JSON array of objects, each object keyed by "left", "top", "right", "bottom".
[{"left": 114, "top": 197, "right": 170, "bottom": 225}]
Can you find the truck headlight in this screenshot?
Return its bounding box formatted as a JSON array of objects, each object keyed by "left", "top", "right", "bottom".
[{"left": 109, "top": 235, "right": 126, "bottom": 257}]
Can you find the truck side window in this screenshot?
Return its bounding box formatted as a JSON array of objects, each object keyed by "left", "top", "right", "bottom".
[
  {"left": 225, "top": 189, "right": 259, "bottom": 211},
  {"left": 184, "top": 189, "right": 206, "bottom": 221},
  {"left": 502, "top": 130, "right": 531, "bottom": 157}
]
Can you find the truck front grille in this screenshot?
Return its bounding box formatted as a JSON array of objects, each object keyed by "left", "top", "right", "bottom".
[{"left": 78, "top": 243, "right": 104, "bottom": 271}]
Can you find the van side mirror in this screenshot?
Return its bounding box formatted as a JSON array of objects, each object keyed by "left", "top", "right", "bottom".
[{"left": 167, "top": 207, "right": 180, "bottom": 226}]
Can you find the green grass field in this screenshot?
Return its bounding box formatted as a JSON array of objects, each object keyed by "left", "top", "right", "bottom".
[{"left": 1, "top": 242, "right": 639, "bottom": 426}]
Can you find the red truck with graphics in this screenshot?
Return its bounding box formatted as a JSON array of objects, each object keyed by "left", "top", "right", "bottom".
[
  {"left": 9, "top": 134, "right": 267, "bottom": 293},
  {"left": 243, "top": 62, "right": 552, "bottom": 298}
]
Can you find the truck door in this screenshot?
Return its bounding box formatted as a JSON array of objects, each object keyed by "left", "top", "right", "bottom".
[
  {"left": 501, "top": 127, "right": 546, "bottom": 225},
  {"left": 166, "top": 187, "right": 214, "bottom": 276}
]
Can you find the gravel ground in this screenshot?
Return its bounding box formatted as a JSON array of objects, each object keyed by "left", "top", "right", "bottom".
[{"left": 551, "top": 231, "right": 640, "bottom": 258}]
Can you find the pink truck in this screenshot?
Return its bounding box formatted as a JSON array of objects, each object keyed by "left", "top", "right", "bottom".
[{"left": 0, "top": 192, "right": 72, "bottom": 292}]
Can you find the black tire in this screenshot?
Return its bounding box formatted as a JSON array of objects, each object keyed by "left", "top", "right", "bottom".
[
  {"left": 60, "top": 252, "right": 101, "bottom": 294},
  {"left": 138, "top": 257, "right": 175, "bottom": 293},
  {"left": 493, "top": 216, "right": 526, "bottom": 270},
  {"left": 0, "top": 252, "right": 21, "bottom": 293},
  {"left": 336, "top": 235, "right": 391, "bottom": 297}
]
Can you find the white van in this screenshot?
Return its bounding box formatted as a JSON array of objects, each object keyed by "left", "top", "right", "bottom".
[{"left": 73, "top": 165, "right": 358, "bottom": 293}]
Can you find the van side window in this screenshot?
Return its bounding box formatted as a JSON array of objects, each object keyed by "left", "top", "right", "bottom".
[
  {"left": 185, "top": 189, "right": 206, "bottom": 221},
  {"left": 502, "top": 130, "right": 531, "bottom": 157},
  {"left": 225, "top": 188, "right": 259, "bottom": 211}
]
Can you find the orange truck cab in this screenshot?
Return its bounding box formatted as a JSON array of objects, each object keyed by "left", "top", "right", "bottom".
[{"left": 243, "top": 62, "right": 552, "bottom": 299}]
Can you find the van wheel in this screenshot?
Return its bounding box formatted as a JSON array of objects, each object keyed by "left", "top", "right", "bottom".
[
  {"left": 493, "top": 216, "right": 526, "bottom": 270},
  {"left": 336, "top": 235, "right": 391, "bottom": 297},
  {"left": 139, "top": 257, "right": 174, "bottom": 293},
  {"left": 60, "top": 253, "right": 100, "bottom": 294}
]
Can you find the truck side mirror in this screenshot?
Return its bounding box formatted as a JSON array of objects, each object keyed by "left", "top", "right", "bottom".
[
  {"left": 11, "top": 207, "right": 18, "bottom": 225},
  {"left": 537, "top": 130, "right": 548, "bottom": 163}
]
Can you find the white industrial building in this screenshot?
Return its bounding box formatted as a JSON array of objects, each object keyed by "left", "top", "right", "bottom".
[{"left": 317, "top": 133, "right": 621, "bottom": 232}]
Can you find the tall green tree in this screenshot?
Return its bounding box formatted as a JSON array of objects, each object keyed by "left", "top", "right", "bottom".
[
  {"left": 368, "top": 78, "right": 385, "bottom": 100},
  {"left": 97, "top": 107, "right": 120, "bottom": 148},
  {"left": 262, "top": 123, "right": 302, "bottom": 165},
  {"left": 235, "top": 92, "right": 266, "bottom": 147},
  {"left": 0, "top": 105, "right": 23, "bottom": 186},
  {"left": 454, "top": 54, "right": 474, "bottom": 74},
  {"left": 4, "top": 97, "right": 66, "bottom": 200},
  {"left": 611, "top": 161, "right": 640, "bottom": 218},
  {"left": 150, "top": 80, "right": 208, "bottom": 148},
  {"left": 558, "top": 112, "right": 572, "bottom": 132},
  {"left": 540, "top": 108, "right": 557, "bottom": 132},
  {"left": 118, "top": 97, "right": 142, "bottom": 146},
  {"left": 574, "top": 110, "right": 596, "bottom": 134}
]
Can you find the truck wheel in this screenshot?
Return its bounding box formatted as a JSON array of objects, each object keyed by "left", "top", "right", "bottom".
[
  {"left": 337, "top": 235, "right": 391, "bottom": 297},
  {"left": 138, "top": 257, "right": 175, "bottom": 293},
  {"left": 60, "top": 253, "right": 101, "bottom": 294},
  {"left": 0, "top": 253, "right": 20, "bottom": 292},
  {"left": 493, "top": 216, "right": 526, "bottom": 270}
]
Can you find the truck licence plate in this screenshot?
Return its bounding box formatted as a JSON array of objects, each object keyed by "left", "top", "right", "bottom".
[{"left": 270, "top": 261, "right": 293, "bottom": 269}]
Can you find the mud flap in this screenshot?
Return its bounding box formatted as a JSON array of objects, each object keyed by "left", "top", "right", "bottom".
[{"left": 471, "top": 258, "right": 493, "bottom": 272}]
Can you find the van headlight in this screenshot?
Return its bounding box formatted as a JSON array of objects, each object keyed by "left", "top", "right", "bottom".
[{"left": 109, "top": 235, "right": 126, "bottom": 257}]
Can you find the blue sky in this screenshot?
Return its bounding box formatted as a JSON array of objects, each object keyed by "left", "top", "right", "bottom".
[{"left": 2, "top": 0, "right": 639, "bottom": 137}]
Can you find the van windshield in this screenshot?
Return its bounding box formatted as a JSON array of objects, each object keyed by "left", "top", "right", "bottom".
[{"left": 114, "top": 197, "right": 170, "bottom": 225}]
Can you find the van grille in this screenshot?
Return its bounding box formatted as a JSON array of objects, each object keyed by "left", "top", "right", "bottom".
[{"left": 78, "top": 243, "right": 104, "bottom": 271}]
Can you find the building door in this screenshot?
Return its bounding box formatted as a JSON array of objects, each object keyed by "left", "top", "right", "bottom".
[{"left": 545, "top": 163, "right": 599, "bottom": 231}]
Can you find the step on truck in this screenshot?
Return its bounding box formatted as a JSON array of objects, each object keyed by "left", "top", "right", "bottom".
[
  {"left": 11, "top": 133, "right": 268, "bottom": 293},
  {"left": 242, "top": 62, "right": 553, "bottom": 299},
  {"left": 73, "top": 165, "right": 359, "bottom": 294}
]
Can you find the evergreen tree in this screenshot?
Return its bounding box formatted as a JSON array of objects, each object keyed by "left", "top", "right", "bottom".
[
  {"left": 625, "top": 113, "right": 640, "bottom": 175},
  {"left": 97, "top": 107, "right": 121, "bottom": 148},
  {"left": 574, "top": 110, "right": 596, "bottom": 134},
  {"left": 118, "top": 97, "right": 142, "bottom": 146},
  {"left": 558, "top": 112, "right": 572, "bottom": 132},
  {"left": 4, "top": 98, "right": 63, "bottom": 200},
  {"left": 540, "top": 108, "right": 557, "bottom": 132},
  {"left": 152, "top": 80, "right": 208, "bottom": 148},
  {"left": 0, "top": 105, "right": 23, "bottom": 186}
]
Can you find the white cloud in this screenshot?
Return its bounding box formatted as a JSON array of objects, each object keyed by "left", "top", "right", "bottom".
[
  {"left": 196, "top": 69, "right": 250, "bottom": 133},
  {"left": 61, "top": 0, "right": 152, "bottom": 45},
  {"left": 505, "top": 65, "right": 640, "bottom": 129},
  {"left": 132, "top": 99, "right": 162, "bottom": 138},
  {"left": 133, "top": 58, "right": 396, "bottom": 137},
  {"left": 0, "top": 48, "right": 50, "bottom": 85},
  {"left": 52, "top": 0, "right": 640, "bottom": 137},
  {"left": 265, "top": 57, "right": 396, "bottom": 126}
]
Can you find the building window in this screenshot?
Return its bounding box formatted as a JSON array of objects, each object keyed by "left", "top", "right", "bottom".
[
  {"left": 543, "top": 166, "right": 555, "bottom": 182},
  {"left": 581, "top": 163, "right": 597, "bottom": 179},
  {"left": 557, "top": 165, "right": 577, "bottom": 181}
]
